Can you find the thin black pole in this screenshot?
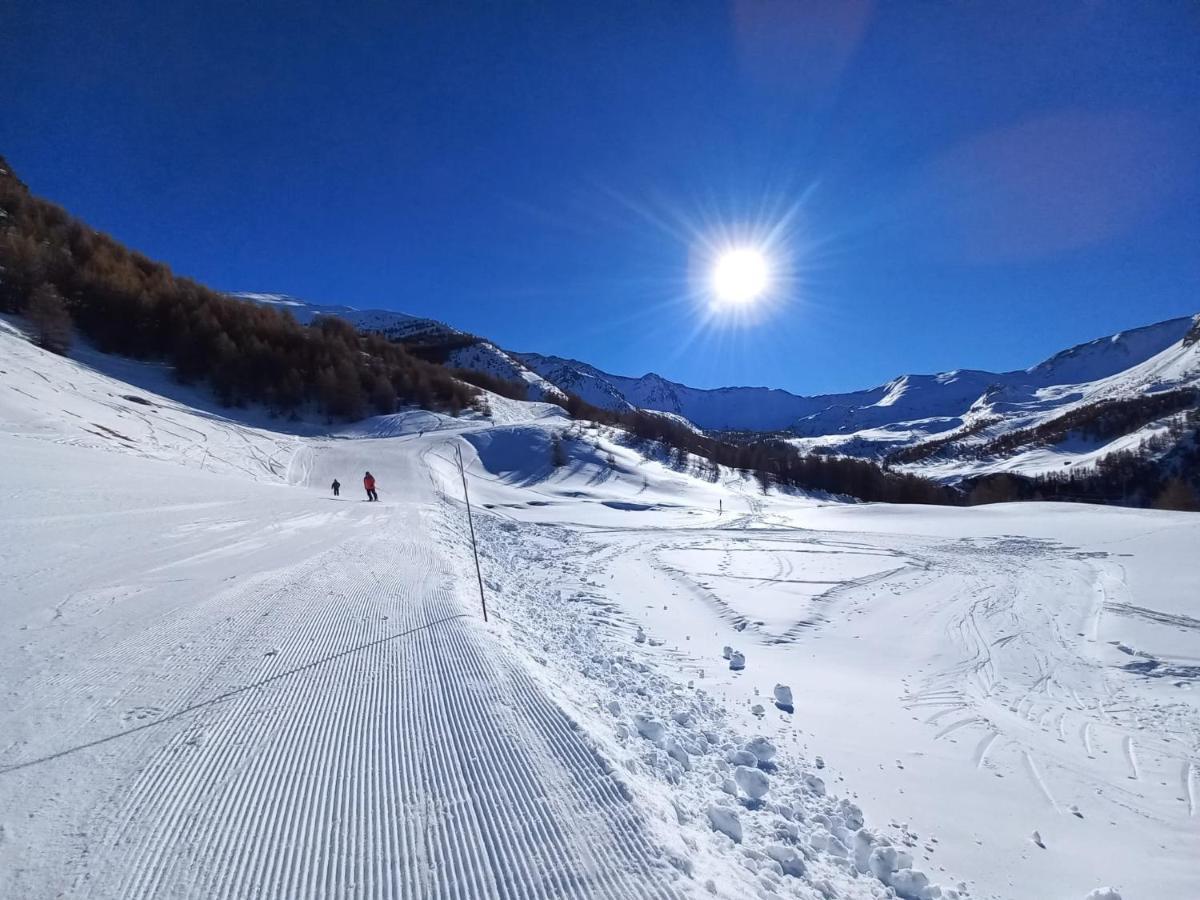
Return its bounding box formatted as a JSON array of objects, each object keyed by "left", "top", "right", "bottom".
[{"left": 456, "top": 444, "right": 489, "bottom": 623}]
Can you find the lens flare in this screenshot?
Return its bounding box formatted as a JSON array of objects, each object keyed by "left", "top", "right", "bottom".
[{"left": 711, "top": 248, "right": 770, "bottom": 305}]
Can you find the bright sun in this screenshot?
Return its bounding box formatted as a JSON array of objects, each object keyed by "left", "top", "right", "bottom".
[{"left": 711, "top": 247, "right": 770, "bottom": 305}]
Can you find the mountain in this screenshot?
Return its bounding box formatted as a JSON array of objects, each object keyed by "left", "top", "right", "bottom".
[
  {"left": 232, "top": 290, "right": 1199, "bottom": 491},
  {"left": 232, "top": 292, "right": 463, "bottom": 343},
  {"left": 234, "top": 293, "right": 565, "bottom": 403},
  {"left": 519, "top": 316, "right": 1198, "bottom": 434},
  {"left": 518, "top": 316, "right": 1200, "bottom": 477}
]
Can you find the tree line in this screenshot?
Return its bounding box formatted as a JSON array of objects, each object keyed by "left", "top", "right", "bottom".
[
  {"left": 967, "top": 389, "right": 1197, "bottom": 459},
  {"left": 0, "top": 156, "right": 476, "bottom": 420},
  {"left": 424, "top": 368, "right": 1200, "bottom": 510},
  {"left": 448, "top": 367, "right": 530, "bottom": 402},
  {"left": 885, "top": 416, "right": 1001, "bottom": 465},
  {"left": 963, "top": 406, "right": 1200, "bottom": 510},
  {"left": 547, "top": 392, "right": 955, "bottom": 505}
]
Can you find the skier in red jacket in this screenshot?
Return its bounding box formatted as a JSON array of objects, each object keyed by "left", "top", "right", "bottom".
[{"left": 363, "top": 471, "right": 378, "bottom": 502}]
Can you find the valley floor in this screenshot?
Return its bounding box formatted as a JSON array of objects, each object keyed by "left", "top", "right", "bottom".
[{"left": 1, "top": 323, "right": 1198, "bottom": 899}]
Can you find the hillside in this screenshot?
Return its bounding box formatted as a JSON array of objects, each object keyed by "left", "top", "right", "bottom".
[
  {"left": 233, "top": 291, "right": 1199, "bottom": 505},
  {"left": 235, "top": 293, "right": 565, "bottom": 403},
  {"left": 0, "top": 157, "right": 477, "bottom": 421},
  {"left": 517, "top": 315, "right": 1199, "bottom": 443},
  {"left": 3, "top": 315, "right": 1198, "bottom": 900}
]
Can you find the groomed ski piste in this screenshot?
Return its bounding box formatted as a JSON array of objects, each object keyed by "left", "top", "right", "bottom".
[{"left": 1, "top": 316, "right": 1197, "bottom": 900}]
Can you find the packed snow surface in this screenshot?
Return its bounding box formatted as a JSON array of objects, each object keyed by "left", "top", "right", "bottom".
[{"left": 2, "top": 320, "right": 1198, "bottom": 899}]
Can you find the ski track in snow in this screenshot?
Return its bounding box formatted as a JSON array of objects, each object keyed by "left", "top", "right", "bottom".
[
  {"left": 1, "top": 454, "right": 682, "bottom": 899},
  {"left": 1022, "top": 752, "right": 1060, "bottom": 812}
]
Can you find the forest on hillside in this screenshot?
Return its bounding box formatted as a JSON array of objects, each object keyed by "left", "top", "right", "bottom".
[
  {"left": 963, "top": 408, "right": 1200, "bottom": 511},
  {"left": 0, "top": 157, "right": 476, "bottom": 420}
]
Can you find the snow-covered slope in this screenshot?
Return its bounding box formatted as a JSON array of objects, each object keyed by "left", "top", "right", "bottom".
[
  {"left": 234, "top": 291, "right": 457, "bottom": 342},
  {"left": 233, "top": 293, "right": 563, "bottom": 401},
  {"left": 233, "top": 290, "right": 1199, "bottom": 492},
  {"left": 443, "top": 340, "right": 565, "bottom": 402},
  {"left": 3, "top": 321, "right": 1198, "bottom": 899}
]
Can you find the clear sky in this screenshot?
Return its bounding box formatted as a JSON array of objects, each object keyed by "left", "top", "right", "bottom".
[{"left": 3, "top": 1, "right": 1198, "bottom": 394}]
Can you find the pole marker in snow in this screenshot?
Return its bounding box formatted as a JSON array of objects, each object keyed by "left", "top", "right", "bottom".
[{"left": 455, "top": 443, "right": 489, "bottom": 623}]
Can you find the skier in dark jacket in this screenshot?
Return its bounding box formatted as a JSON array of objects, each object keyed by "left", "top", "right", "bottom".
[
  {"left": 364, "top": 471, "right": 378, "bottom": 502},
  {"left": 331, "top": 478, "right": 340, "bottom": 497}
]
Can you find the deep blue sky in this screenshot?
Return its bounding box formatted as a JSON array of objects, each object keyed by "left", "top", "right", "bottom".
[{"left": 3, "top": 1, "right": 1198, "bottom": 394}]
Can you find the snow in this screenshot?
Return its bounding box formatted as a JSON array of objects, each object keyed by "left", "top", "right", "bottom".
[
  {"left": 2, "top": 321, "right": 1198, "bottom": 899},
  {"left": 773, "top": 684, "right": 794, "bottom": 711},
  {"left": 234, "top": 291, "right": 453, "bottom": 341},
  {"left": 445, "top": 341, "right": 565, "bottom": 402},
  {"left": 705, "top": 805, "right": 743, "bottom": 843},
  {"left": 733, "top": 765, "right": 770, "bottom": 800},
  {"left": 746, "top": 736, "right": 777, "bottom": 763}
]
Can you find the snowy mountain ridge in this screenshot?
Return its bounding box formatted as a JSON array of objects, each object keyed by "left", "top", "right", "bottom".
[
  {"left": 231, "top": 292, "right": 1199, "bottom": 481},
  {"left": 232, "top": 292, "right": 456, "bottom": 342},
  {"left": 518, "top": 314, "right": 1200, "bottom": 435},
  {"left": 234, "top": 292, "right": 564, "bottom": 402}
]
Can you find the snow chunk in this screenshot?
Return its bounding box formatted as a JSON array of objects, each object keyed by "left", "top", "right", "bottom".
[
  {"left": 890, "top": 867, "right": 933, "bottom": 900},
  {"left": 765, "top": 844, "right": 806, "bottom": 878},
  {"left": 1084, "top": 891, "right": 1122, "bottom": 900},
  {"left": 706, "top": 805, "right": 743, "bottom": 843},
  {"left": 664, "top": 737, "right": 691, "bottom": 771},
  {"left": 633, "top": 714, "right": 666, "bottom": 742},
  {"left": 773, "top": 683, "right": 793, "bottom": 711},
  {"left": 868, "top": 845, "right": 910, "bottom": 881},
  {"left": 733, "top": 765, "right": 770, "bottom": 800},
  {"left": 837, "top": 800, "right": 864, "bottom": 830},
  {"left": 746, "top": 736, "right": 776, "bottom": 762},
  {"left": 853, "top": 828, "right": 878, "bottom": 873},
  {"left": 726, "top": 748, "right": 757, "bottom": 767},
  {"left": 728, "top": 650, "right": 745, "bottom": 671}
]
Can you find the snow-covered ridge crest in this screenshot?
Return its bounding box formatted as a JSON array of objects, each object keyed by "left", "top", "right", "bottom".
[
  {"left": 520, "top": 315, "right": 1198, "bottom": 435},
  {"left": 230, "top": 292, "right": 563, "bottom": 401},
  {"left": 231, "top": 292, "right": 454, "bottom": 342}
]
